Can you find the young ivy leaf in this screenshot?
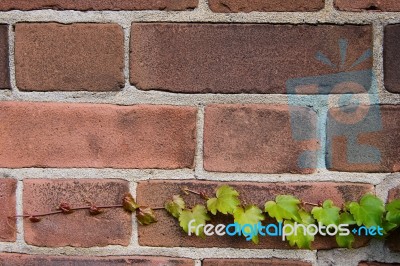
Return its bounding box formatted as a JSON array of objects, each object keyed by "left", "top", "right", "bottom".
[
  {"left": 265, "top": 195, "right": 302, "bottom": 223},
  {"left": 165, "top": 195, "right": 185, "bottom": 218},
  {"left": 207, "top": 185, "right": 240, "bottom": 215},
  {"left": 335, "top": 212, "right": 356, "bottom": 248},
  {"left": 179, "top": 205, "right": 210, "bottom": 237},
  {"left": 136, "top": 207, "right": 157, "bottom": 225},
  {"left": 123, "top": 193, "right": 140, "bottom": 213},
  {"left": 311, "top": 200, "right": 340, "bottom": 226},
  {"left": 284, "top": 220, "right": 314, "bottom": 249},
  {"left": 348, "top": 194, "right": 385, "bottom": 228},
  {"left": 386, "top": 199, "right": 400, "bottom": 225},
  {"left": 233, "top": 205, "right": 265, "bottom": 244}
]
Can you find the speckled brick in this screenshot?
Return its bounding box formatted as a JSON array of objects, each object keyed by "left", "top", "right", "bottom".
[
  {"left": 0, "top": 179, "right": 16, "bottom": 242},
  {"left": 209, "top": 0, "right": 324, "bottom": 12},
  {"left": 0, "top": 25, "right": 10, "bottom": 90},
  {"left": 335, "top": 0, "right": 400, "bottom": 11}
]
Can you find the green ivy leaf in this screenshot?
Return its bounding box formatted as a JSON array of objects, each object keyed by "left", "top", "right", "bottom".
[
  {"left": 122, "top": 193, "right": 140, "bottom": 212},
  {"left": 284, "top": 220, "right": 314, "bottom": 249},
  {"left": 207, "top": 185, "right": 240, "bottom": 215},
  {"left": 336, "top": 234, "right": 355, "bottom": 249},
  {"left": 386, "top": 199, "right": 400, "bottom": 225},
  {"left": 265, "top": 195, "right": 301, "bottom": 222},
  {"left": 299, "top": 210, "right": 315, "bottom": 225},
  {"left": 233, "top": 205, "right": 265, "bottom": 244},
  {"left": 165, "top": 195, "right": 185, "bottom": 218},
  {"left": 136, "top": 207, "right": 157, "bottom": 225},
  {"left": 179, "top": 205, "right": 210, "bottom": 237},
  {"left": 348, "top": 194, "right": 385, "bottom": 228},
  {"left": 339, "top": 212, "right": 356, "bottom": 225},
  {"left": 311, "top": 200, "right": 340, "bottom": 226}
]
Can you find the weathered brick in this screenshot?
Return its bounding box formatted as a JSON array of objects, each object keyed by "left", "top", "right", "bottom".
[
  {"left": 0, "top": 25, "right": 10, "bottom": 90},
  {"left": 335, "top": 0, "right": 400, "bottom": 11},
  {"left": 130, "top": 23, "right": 372, "bottom": 94},
  {"left": 0, "top": 254, "right": 194, "bottom": 266},
  {"left": 23, "top": 179, "right": 131, "bottom": 247},
  {"left": 204, "top": 104, "right": 318, "bottom": 174},
  {"left": 0, "top": 0, "right": 198, "bottom": 11},
  {"left": 209, "top": 0, "right": 324, "bottom": 12},
  {"left": 327, "top": 105, "right": 400, "bottom": 172},
  {"left": 15, "top": 23, "right": 124, "bottom": 91},
  {"left": 137, "top": 180, "right": 373, "bottom": 249},
  {"left": 359, "top": 262, "right": 400, "bottom": 266},
  {"left": 0, "top": 102, "right": 196, "bottom": 169},
  {"left": 386, "top": 186, "right": 400, "bottom": 252},
  {"left": 203, "top": 259, "right": 311, "bottom": 266},
  {"left": 384, "top": 24, "right": 400, "bottom": 93},
  {"left": 0, "top": 179, "right": 16, "bottom": 242}
]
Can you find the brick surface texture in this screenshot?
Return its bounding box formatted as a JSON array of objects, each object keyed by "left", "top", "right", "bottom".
[
  {"left": 15, "top": 23, "right": 124, "bottom": 91},
  {"left": 386, "top": 186, "right": 400, "bottom": 252},
  {"left": 130, "top": 23, "right": 372, "bottom": 94},
  {"left": 137, "top": 180, "right": 373, "bottom": 249},
  {"left": 208, "top": 0, "right": 325, "bottom": 12},
  {"left": 0, "top": 179, "right": 16, "bottom": 242},
  {"left": 0, "top": 25, "right": 9, "bottom": 89},
  {"left": 0, "top": 102, "right": 196, "bottom": 169},
  {"left": 0, "top": 254, "right": 194, "bottom": 266},
  {"left": 203, "top": 258, "right": 312, "bottom": 266},
  {"left": 335, "top": 0, "right": 400, "bottom": 11},
  {"left": 0, "top": 0, "right": 198, "bottom": 11},
  {"left": 384, "top": 24, "right": 400, "bottom": 93}
]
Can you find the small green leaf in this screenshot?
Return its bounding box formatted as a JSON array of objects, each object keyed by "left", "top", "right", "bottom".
[
  {"left": 265, "top": 195, "right": 301, "bottom": 222},
  {"left": 336, "top": 234, "right": 355, "bottom": 249},
  {"left": 299, "top": 210, "right": 315, "bottom": 225},
  {"left": 136, "top": 207, "right": 157, "bottom": 225},
  {"left": 284, "top": 220, "right": 314, "bottom": 249},
  {"left": 165, "top": 195, "right": 185, "bottom": 218},
  {"left": 179, "top": 205, "right": 210, "bottom": 237},
  {"left": 311, "top": 200, "right": 340, "bottom": 226},
  {"left": 348, "top": 194, "right": 385, "bottom": 228},
  {"left": 233, "top": 205, "right": 265, "bottom": 244},
  {"left": 123, "top": 193, "right": 140, "bottom": 212},
  {"left": 339, "top": 212, "right": 356, "bottom": 225},
  {"left": 386, "top": 199, "right": 400, "bottom": 225},
  {"left": 207, "top": 185, "right": 240, "bottom": 215}
]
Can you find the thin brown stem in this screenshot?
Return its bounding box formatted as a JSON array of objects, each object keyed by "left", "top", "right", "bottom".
[{"left": 303, "top": 201, "right": 320, "bottom": 207}]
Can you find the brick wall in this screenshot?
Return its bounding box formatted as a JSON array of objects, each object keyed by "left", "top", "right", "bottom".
[{"left": 0, "top": 0, "right": 400, "bottom": 265}]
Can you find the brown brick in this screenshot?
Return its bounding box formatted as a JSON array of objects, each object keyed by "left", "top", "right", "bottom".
[
  {"left": 0, "top": 179, "right": 16, "bottom": 242},
  {"left": 203, "top": 259, "right": 311, "bottom": 266},
  {"left": 209, "top": 0, "right": 324, "bottom": 12},
  {"left": 15, "top": 23, "right": 124, "bottom": 91},
  {"left": 23, "top": 179, "right": 131, "bottom": 247},
  {"left": 130, "top": 23, "right": 372, "bottom": 94},
  {"left": 0, "top": 102, "right": 196, "bottom": 169},
  {"left": 335, "top": 0, "right": 400, "bottom": 11},
  {"left": 204, "top": 104, "right": 318, "bottom": 174},
  {"left": 137, "top": 180, "right": 373, "bottom": 249},
  {"left": 359, "top": 263, "right": 400, "bottom": 266},
  {"left": 0, "top": 25, "right": 10, "bottom": 90},
  {"left": 327, "top": 105, "right": 400, "bottom": 172},
  {"left": 384, "top": 25, "right": 400, "bottom": 93},
  {"left": 0, "top": 0, "right": 197, "bottom": 11},
  {"left": 0, "top": 254, "right": 194, "bottom": 266},
  {"left": 386, "top": 186, "right": 400, "bottom": 252}
]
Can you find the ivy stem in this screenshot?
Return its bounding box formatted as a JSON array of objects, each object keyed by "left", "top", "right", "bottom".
[
  {"left": 9, "top": 204, "right": 124, "bottom": 219},
  {"left": 152, "top": 207, "right": 166, "bottom": 210},
  {"left": 302, "top": 201, "right": 320, "bottom": 207},
  {"left": 182, "top": 187, "right": 209, "bottom": 200}
]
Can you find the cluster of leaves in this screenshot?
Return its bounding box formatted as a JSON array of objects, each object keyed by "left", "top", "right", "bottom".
[{"left": 164, "top": 185, "right": 400, "bottom": 249}]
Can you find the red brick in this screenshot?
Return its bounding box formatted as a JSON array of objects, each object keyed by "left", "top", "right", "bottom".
[
  {"left": 204, "top": 104, "right": 318, "bottom": 174},
  {"left": 0, "top": 0, "right": 197, "bottom": 11},
  {"left": 130, "top": 23, "right": 372, "bottom": 94},
  {"left": 327, "top": 105, "right": 400, "bottom": 172},
  {"left": 137, "top": 180, "right": 373, "bottom": 249},
  {"left": 0, "top": 254, "right": 194, "bottom": 266},
  {"left": 23, "top": 179, "right": 131, "bottom": 247},
  {"left": 359, "top": 263, "right": 400, "bottom": 266},
  {"left": 335, "top": 0, "right": 400, "bottom": 11},
  {"left": 0, "top": 25, "right": 9, "bottom": 90},
  {"left": 384, "top": 24, "right": 400, "bottom": 93},
  {"left": 203, "top": 259, "right": 311, "bottom": 266},
  {"left": 0, "top": 102, "right": 196, "bottom": 169},
  {"left": 0, "top": 179, "right": 16, "bottom": 242},
  {"left": 386, "top": 186, "right": 400, "bottom": 252},
  {"left": 209, "top": 0, "right": 324, "bottom": 12},
  {"left": 15, "top": 23, "right": 124, "bottom": 91}
]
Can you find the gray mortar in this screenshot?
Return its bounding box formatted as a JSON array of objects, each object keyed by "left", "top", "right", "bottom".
[{"left": 0, "top": 0, "right": 400, "bottom": 265}]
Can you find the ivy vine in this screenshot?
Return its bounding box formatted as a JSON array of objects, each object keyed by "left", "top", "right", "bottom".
[{"left": 11, "top": 185, "right": 400, "bottom": 249}]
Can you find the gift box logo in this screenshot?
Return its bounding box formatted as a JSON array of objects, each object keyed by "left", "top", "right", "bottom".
[{"left": 286, "top": 39, "right": 382, "bottom": 170}]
